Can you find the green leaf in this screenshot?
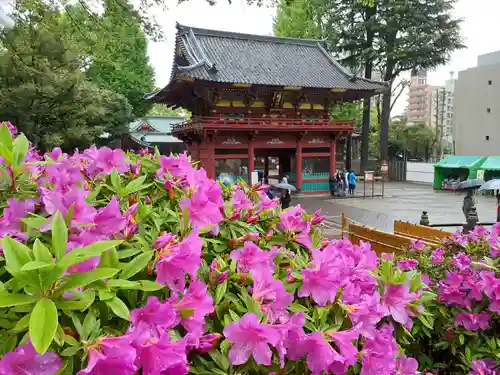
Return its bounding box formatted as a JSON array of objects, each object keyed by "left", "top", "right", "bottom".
[
  {"left": 179, "top": 308, "right": 195, "bottom": 320},
  {"left": 60, "top": 346, "right": 81, "bottom": 357},
  {"left": 56, "top": 268, "right": 120, "bottom": 294},
  {"left": 12, "top": 134, "right": 29, "bottom": 167},
  {"left": 99, "top": 290, "right": 115, "bottom": 301},
  {"left": 21, "top": 261, "right": 54, "bottom": 271},
  {"left": 33, "top": 239, "right": 53, "bottom": 263},
  {"left": 106, "top": 279, "right": 140, "bottom": 289},
  {"left": 55, "top": 291, "right": 96, "bottom": 311},
  {"left": 3, "top": 236, "right": 32, "bottom": 272},
  {"left": 0, "top": 122, "right": 13, "bottom": 150},
  {"left": 12, "top": 312, "right": 31, "bottom": 332},
  {"left": 105, "top": 297, "right": 130, "bottom": 321},
  {"left": 0, "top": 292, "right": 37, "bottom": 307},
  {"left": 139, "top": 280, "right": 163, "bottom": 291},
  {"left": 110, "top": 169, "right": 121, "bottom": 191},
  {"left": 123, "top": 175, "right": 147, "bottom": 194},
  {"left": 51, "top": 212, "right": 68, "bottom": 261},
  {"left": 215, "top": 280, "right": 228, "bottom": 304},
  {"left": 120, "top": 251, "right": 153, "bottom": 280},
  {"left": 29, "top": 298, "right": 58, "bottom": 354},
  {"left": 58, "top": 240, "right": 122, "bottom": 271},
  {"left": 82, "top": 309, "right": 98, "bottom": 340}
]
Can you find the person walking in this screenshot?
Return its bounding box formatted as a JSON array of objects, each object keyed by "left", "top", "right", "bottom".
[
  {"left": 348, "top": 170, "right": 357, "bottom": 195},
  {"left": 462, "top": 188, "right": 476, "bottom": 221}
]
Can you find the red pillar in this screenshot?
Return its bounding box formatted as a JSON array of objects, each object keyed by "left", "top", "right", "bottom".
[
  {"left": 248, "top": 136, "right": 255, "bottom": 184},
  {"left": 330, "top": 135, "right": 337, "bottom": 178},
  {"left": 199, "top": 138, "right": 215, "bottom": 179},
  {"left": 296, "top": 137, "right": 303, "bottom": 191}
]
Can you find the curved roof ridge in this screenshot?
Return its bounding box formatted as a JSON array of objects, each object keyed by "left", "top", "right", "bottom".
[{"left": 176, "top": 22, "right": 324, "bottom": 47}]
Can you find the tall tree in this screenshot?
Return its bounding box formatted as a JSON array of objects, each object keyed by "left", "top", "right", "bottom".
[
  {"left": 80, "top": 0, "right": 155, "bottom": 117},
  {"left": 275, "top": 0, "right": 464, "bottom": 164},
  {"left": 0, "top": 1, "right": 133, "bottom": 151}
]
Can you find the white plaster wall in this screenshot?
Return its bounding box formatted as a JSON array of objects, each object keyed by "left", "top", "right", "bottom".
[{"left": 406, "top": 162, "right": 434, "bottom": 184}]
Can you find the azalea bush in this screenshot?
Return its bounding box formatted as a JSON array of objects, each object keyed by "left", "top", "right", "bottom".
[
  {"left": 0, "top": 121, "right": 435, "bottom": 375},
  {"left": 393, "top": 232, "right": 500, "bottom": 374}
]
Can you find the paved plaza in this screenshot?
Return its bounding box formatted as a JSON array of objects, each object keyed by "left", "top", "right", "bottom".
[{"left": 297, "top": 181, "right": 498, "bottom": 234}]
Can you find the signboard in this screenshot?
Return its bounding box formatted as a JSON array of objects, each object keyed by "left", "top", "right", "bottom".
[
  {"left": 477, "top": 170, "right": 485, "bottom": 180},
  {"left": 381, "top": 161, "right": 389, "bottom": 174},
  {"left": 364, "top": 171, "right": 375, "bottom": 181}
]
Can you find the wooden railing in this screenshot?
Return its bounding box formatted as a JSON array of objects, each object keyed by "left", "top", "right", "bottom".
[
  {"left": 172, "top": 116, "right": 354, "bottom": 132},
  {"left": 341, "top": 214, "right": 445, "bottom": 254}
]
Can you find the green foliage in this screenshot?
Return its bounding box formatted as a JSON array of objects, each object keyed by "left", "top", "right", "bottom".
[
  {"left": 0, "top": 2, "right": 133, "bottom": 152},
  {"left": 370, "top": 121, "right": 436, "bottom": 160},
  {"left": 82, "top": 0, "right": 155, "bottom": 117},
  {"left": 147, "top": 104, "right": 191, "bottom": 118}
]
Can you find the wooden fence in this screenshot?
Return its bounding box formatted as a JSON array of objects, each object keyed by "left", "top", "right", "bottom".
[{"left": 341, "top": 215, "right": 450, "bottom": 254}]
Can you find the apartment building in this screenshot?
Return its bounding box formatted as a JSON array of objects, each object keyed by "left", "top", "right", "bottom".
[
  {"left": 406, "top": 69, "right": 442, "bottom": 127},
  {"left": 454, "top": 51, "right": 500, "bottom": 156}
]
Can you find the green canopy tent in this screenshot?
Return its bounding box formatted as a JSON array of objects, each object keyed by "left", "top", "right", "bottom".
[
  {"left": 477, "top": 156, "right": 500, "bottom": 181},
  {"left": 433, "top": 156, "right": 486, "bottom": 190}
]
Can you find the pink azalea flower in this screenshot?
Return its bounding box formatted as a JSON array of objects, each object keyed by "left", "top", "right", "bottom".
[
  {"left": 2, "top": 120, "right": 17, "bottom": 136},
  {"left": 156, "top": 152, "right": 194, "bottom": 180},
  {"left": 129, "top": 296, "right": 180, "bottom": 341},
  {"left": 0, "top": 341, "right": 61, "bottom": 375},
  {"left": 397, "top": 259, "right": 419, "bottom": 271},
  {"left": 174, "top": 280, "right": 214, "bottom": 337},
  {"left": 0, "top": 198, "right": 35, "bottom": 246},
  {"left": 295, "top": 223, "right": 313, "bottom": 250},
  {"left": 409, "top": 239, "right": 425, "bottom": 252},
  {"left": 456, "top": 312, "right": 491, "bottom": 331},
  {"left": 135, "top": 336, "right": 189, "bottom": 375},
  {"left": 77, "top": 335, "right": 137, "bottom": 375},
  {"left": 395, "top": 355, "right": 419, "bottom": 375},
  {"left": 360, "top": 324, "right": 398, "bottom": 375},
  {"left": 481, "top": 272, "right": 500, "bottom": 313},
  {"left": 92, "top": 147, "right": 129, "bottom": 176},
  {"left": 274, "top": 312, "right": 306, "bottom": 366},
  {"left": 155, "top": 231, "right": 203, "bottom": 292},
  {"left": 303, "top": 332, "right": 344, "bottom": 375},
  {"left": 277, "top": 205, "right": 308, "bottom": 233},
  {"left": 231, "top": 188, "right": 253, "bottom": 212},
  {"left": 438, "top": 272, "right": 470, "bottom": 308},
  {"left": 469, "top": 360, "right": 499, "bottom": 375},
  {"left": 347, "top": 292, "right": 384, "bottom": 339},
  {"left": 311, "top": 209, "right": 325, "bottom": 225},
  {"left": 251, "top": 271, "right": 293, "bottom": 322},
  {"left": 327, "top": 326, "right": 360, "bottom": 366},
  {"left": 299, "top": 247, "right": 342, "bottom": 306},
  {"left": 382, "top": 284, "right": 419, "bottom": 326},
  {"left": 381, "top": 253, "right": 394, "bottom": 261},
  {"left": 257, "top": 190, "right": 279, "bottom": 211},
  {"left": 223, "top": 313, "right": 281, "bottom": 366},
  {"left": 431, "top": 248, "right": 445, "bottom": 264},
  {"left": 91, "top": 196, "right": 127, "bottom": 236},
  {"left": 231, "top": 241, "right": 277, "bottom": 276},
  {"left": 452, "top": 252, "right": 472, "bottom": 271},
  {"left": 194, "top": 333, "right": 223, "bottom": 353},
  {"left": 42, "top": 188, "right": 97, "bottom": 228},
  {"left": 179, "top": 180, "right": 224, "bottom": 230},
  {"left": 45, "top": 147, "right": 67, "bottom": 161}
]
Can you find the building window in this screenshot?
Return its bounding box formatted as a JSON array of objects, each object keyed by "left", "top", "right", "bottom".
[
  {"left": 486, "top": 136, "right": 490, "bottom": 141},
  {"left": 489, "top": 80, "right": 492, "bottom": 85},
  {"left": 487, "top": 108, "right": 491, "bottom": 113}
]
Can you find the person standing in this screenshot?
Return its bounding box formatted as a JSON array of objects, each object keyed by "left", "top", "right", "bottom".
[
  {"left": 462, "top": 189, "right": 476, "bottom": 221},
  {"left": 348, "top": 170, "right": 357, "bottom": 195}
]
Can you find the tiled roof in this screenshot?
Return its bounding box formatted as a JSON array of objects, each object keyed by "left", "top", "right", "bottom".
[{"left": 171, "top": 24, "right": 388, "bottom": 91}]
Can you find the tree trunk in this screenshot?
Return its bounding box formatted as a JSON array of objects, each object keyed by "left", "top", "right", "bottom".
[
  {"left": 360, "top": 4, "right": 376, "bottom": 174},
  {"left": 380, "top": 83, "right": 392, "bottom": 164}
]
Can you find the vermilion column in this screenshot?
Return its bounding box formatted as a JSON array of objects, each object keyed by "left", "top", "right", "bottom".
[
  {"left": 199, "top": 138, "right": 215, "bottom": 179},
  {"left": 330, "top": 135, "right": 337, "bottom": 177},
  {"left": 296, "top": 137, "right": 303, "bottom": 191},
  {"left": 248, "top": 136, "right": 255, "bottom": 184},
  {"left": 207, "top": 140, "right": 215, "bottom": 179}
]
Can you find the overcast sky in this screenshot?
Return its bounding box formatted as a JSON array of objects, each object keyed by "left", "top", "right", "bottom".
[{"left": 148, "top": 0, "right": 500, "bottom": 115}]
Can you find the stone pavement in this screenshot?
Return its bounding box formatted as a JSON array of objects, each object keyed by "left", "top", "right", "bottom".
[{"left": 295, "top": 181, "right": 498, "bottom": 233}]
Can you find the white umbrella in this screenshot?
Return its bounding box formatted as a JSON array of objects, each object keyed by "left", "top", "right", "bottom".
[{"left": 478, "top": 179, "right": 500, "bottom": 193}]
